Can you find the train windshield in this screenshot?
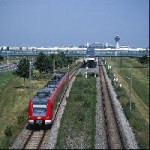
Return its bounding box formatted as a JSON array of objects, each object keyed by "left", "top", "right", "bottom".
[
  {"left": 48, "top": 80, "right": 58, "bottom": 85},
  {"left": 33, "top": 108, "right": 46, "bottom": 116}
]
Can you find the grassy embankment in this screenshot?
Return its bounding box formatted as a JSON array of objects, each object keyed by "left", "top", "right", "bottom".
[
  {"left": 56, "top": 74, "right": 96, "bottom": 149},
  {"left": 0, "top": 71, "right": 49, "bottom": 149},
  {"left": 104, "top": 57, "right": 149, "bottom": 149},
  {"left": 0, "top": 60, "right": 80, "bottom": 149}
]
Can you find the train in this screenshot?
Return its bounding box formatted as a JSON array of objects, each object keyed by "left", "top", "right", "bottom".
[{"left": 28, "top": 71, "right": 69, "bottom": 126}]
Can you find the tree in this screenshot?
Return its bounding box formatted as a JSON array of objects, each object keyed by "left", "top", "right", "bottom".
[
  {"left": 44, "top": 56, "right": 53, "bottom": 73},
  {"left": 14, "top": 58, "right": 30, "bottom": 86},
  {"left": 0, "top": 55, "right": 4, "bottom": 61},
  {"left": 34, "top": 52, "right": 53, "bottom": 73},
  {"left": 6, "top": 46, "right": 9, "bottom": 51},
  {"left": 137, "top": 55, "right": 149, "bottom": 67},
  {"left": 34, "top": 52, "right": 47, "bottom": 73},
  {"left": 34, "top": 52, "right": 78, "bottom": 73}
]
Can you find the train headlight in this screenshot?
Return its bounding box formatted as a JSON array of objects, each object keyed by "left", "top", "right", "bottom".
[
  {"left": 28, "top": 116, "right": 31, "bottom": 119},
  {"left": 46, "top": 116, "right": 50, "bottom": 119}
]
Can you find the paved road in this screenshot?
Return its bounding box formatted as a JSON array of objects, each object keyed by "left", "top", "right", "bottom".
[{"left": 0, "top": 63, "right": 17, "bottom": 73}]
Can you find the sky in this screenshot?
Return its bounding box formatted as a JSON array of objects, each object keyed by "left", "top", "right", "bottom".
[{"left": 0, "top": 0, "right": 149, "bottom": 48}]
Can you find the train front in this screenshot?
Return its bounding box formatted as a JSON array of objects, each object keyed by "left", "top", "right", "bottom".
[{"left": 28, "top": 88, "right": 53, "bottom": 125}]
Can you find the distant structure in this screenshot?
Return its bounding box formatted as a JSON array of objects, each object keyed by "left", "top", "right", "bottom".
[
  {"left": 115, "top": 35, "right": 120, "bottom": 49},
  {"left": 78, "top": 42, "right": 115, "bottom": 49}
]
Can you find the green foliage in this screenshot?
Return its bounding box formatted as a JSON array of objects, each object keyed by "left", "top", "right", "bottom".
[
  {"left": 56, "top": 76, "right": 96, "bottom": 149},
  {"left": 77, "top": 95, "right": 84, "bottom": 101},
  {"left": 34, "top": 52, "right": 49, "bottom": 73},
  {"left": 107, "top": 69, "right": 114, "bottom": 79},
  {"left": 34, "top": 52, "right": 77, "bottom": 73},
  {"left": 17, "top": 115, "right": 25, "bottom": 124},
  {"left": 126, "top": 101, "right": 136, "bottom": 110},
  {"left": 0, "top": 137, "right": 12, "bottom": 149},
  {"left": 83, "top": 99, "right": 91, "bottom": 108},
  {"left": 77, "top": 111, "right": 85, "bottom": 122},
  {"left": 0, "top": 71, "right": 51, "bottom": 149},
  {"left": 4, "top": 125, "right": 12, "bottom": 137},
  {"left": 105, "top": 57, "right": 149, "bottom": 149},
  {"left": 0, "top": 72, "right": 12, "bottom": 90},
  {"left": 0, "top": 55, "right": 4, "bottom": 61},
  {"left": 137, "top": 55, "right": 149, "bottom": 67},
  {"left": 14, "top": 58, "right": 30, "bottom": 84},
  {"left": 43, "top": 56, "right": 53, "bottom": 73},
  {"left": 32, "top": 70, "right": 40, "bottom": 79}
]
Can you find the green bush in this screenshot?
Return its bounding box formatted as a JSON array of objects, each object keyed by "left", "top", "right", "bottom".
[
  {"left": 127, "top": 101, "right": 136, "bottom": 110},
  {"left": 132, "top": 117, "right": 147, "bottom": 131},
  {"left": 124, "top": 105, "right": 131, "bottom": 120},
  {"left": 83, "top": 88, "right": 90, "bottom": 94},
  {"left": 116, "top": 87, "right": 126, "bottom": 99},
  {"left": 0, "top": 138, "right": 11, "bottom": 149},
  {"left": 78, "top": 95, "right": 84, "bottom": 101},
  {"left": 77, "top": 111, "right": 85, "bottom": 122},
  {"left": 4, "top": 125, "right": 12, "bottom": 137},
  {"left": 83, "top": 99, "right": 91, "bottom": 108},
  {"left": 17, "top": 115, "right": 25, "bottom": 124},
  {"left": 32, "top": 70, "right": 40, "bottom": 79}
]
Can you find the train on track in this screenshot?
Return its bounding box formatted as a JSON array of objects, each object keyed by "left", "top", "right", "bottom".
[{"left": 28, "top": 71, "right": 69, "bottom": 126}]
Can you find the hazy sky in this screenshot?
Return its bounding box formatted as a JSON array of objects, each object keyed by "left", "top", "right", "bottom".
[{"left": 0, "top": 0, "right": 149, "bottom": 47}]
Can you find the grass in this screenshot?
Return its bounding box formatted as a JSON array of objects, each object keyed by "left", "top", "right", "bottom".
[
  {"left": 104, "top": 57, "right": 149, "bottom": 149},
  {"left": 0, "top": 72, "right": 12, "bottom": 89},
  {"left": 0, "top": 70, "right": 51, "bottom": 149},
  {"left": 56, "top": 75, "right": 96, "bottom": 149},
  {"left": 0, "top": 59, "right": 81, "bottom": 149}
]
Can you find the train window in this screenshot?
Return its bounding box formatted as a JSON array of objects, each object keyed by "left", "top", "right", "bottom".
[
  {"left": 49, "top": 80, "right": 58, "bottom": 85},
  {"left": 47, "top": 80, "right": 58, "bottom": 87},
  {"left": 37, "top": 92, "right": 49, "bottom": 98},
  {"left": 33, "top": 108, "right": 46, "bottom": 116},
  {"left": 51, "top": 76, "right": 57, "bottom": 80},
  {"left": 52, "top": 76, "right": 61, "bottom": 81}
]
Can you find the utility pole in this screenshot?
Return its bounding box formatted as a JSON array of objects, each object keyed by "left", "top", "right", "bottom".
[
  {"left": 127, "top": 67, "right": 132, "bottom": 111},
  {"left": 120, "top": 57, "right": 123, "bottom": 68},
  {"left": 29, "top": 61, "right": 32, "bottom": 99},
  {"left": 129, "top": 67, "right": 132, "bottom": 111},
  {"left": 53, "top": 58, "right": 55, "bottom": 74},
  {"left": 7, "top": 52, "right": 9, "bottom": 66},
  {"left": 68, "top": 65, "right": 69, "bottom": 86},
  {"left": 85, "top": 66, "right": 88, "bottom": 78}
]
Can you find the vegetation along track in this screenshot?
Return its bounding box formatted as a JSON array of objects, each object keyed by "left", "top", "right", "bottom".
[
  {"left": 99, "top": 58, "right": 124, "bottom": 149},
  {"left": 11, "top": 64, "right": 80, "bottom": 149}
]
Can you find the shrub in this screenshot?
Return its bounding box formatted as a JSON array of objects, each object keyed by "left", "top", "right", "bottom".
[
  {"left": 32, "top": 70, "right": 40, "bottom": 79},
  {"left": 127, "top": 101, "right": 136, "bottom": 110},
  {"left": 116, "top": 90, "right": 126, "bottom": 99},
  {"left": 78, "top": 95, "right": 84, "bottom": 101},
  {"left": 123, "top": 103, "right": 131, "bottom": 120},
  {"left": 4, "top": 125, "right": 12, "bottom": 137},
  {"left": 83, "top": 99, "right": 91, "bottom": 108},
  {"left": 78, "top": 111, "right": 85, "bottom": 122},
  {"left": 17, "top": 115, "right": 25, "bottom": 124},
  {"left": 83, "top": 88, "right": 90, "bottom": 94}
]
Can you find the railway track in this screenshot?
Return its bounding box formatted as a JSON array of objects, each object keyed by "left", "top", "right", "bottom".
[
  {"left": 98, "top": 58, "right": 124, "bottom": 149},
  {"left": 22, "top": 129, "right": 46, "bottom": 149},
  {"left": 18, "top": 65, "right": 80, "bottom": 149}
]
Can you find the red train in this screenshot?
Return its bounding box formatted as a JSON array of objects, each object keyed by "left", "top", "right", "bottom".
[{"left": 28, "top": 71, "right": 69, "bottom": 126}]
